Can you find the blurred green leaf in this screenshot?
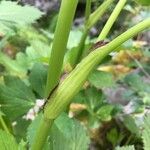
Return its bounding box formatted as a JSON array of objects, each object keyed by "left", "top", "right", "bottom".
[
  {"left": 0, "top": 130, "right": 18, "bottom": 150},
  {"left": 49, "top": 113, "right": 90, "bottom": 150},
  {"left": 0, "top": 21, "right": 15, "bottom": 34},
  {"left": 135, "top": 0, "right": 150, "bottom": 6},
  {"left": 13, "top": 118, "right": 30, "bottom": 141},
  {"left": 96, "top": 105, "right": 114, "bottom": 121},
  {"left": 124, "top": 74, "right": 143, "bottom": 91},
  {"left": 116, "top": 145, "right": 135, "bottom": 150},
  {"left": 0, "top": 110, "right": 13, "bottom": 134},
  {"left": 88, "top": 70, "right": 114, "bottom": 88},
  {"left": 65, "top": 44, "right": 91, "bottom": 68},
  {"left": 67, "top": 30, "right": 83, "bottom": 49},
  {"left": 16, "top": 39, "right": 51, "bottom": 70},
  {"left": 29, "top": 63, "right": 47, "bottom": 98},
  {"left": 123, "top": 116, "right": 140, "bottom": 137},
  {"left": 0, "top": 1, "right": 43, "bottom": 24},
  {"left": 18, "top": 27, "right": 49, "bottom": 44},
  {"left": 0, "top": 76, "right": 35, "bottom": 120},
  {"left": 18, "top": 140, "right": 26, "bottom": 150},
  {"left": 71, "top": 90, "right": 86, "bottom": 104},
  {"left": 25, "top": 40, "right": 51, "bottom": 64},
  {"left": 142, "top": 115, "right": 150, "bottom": 150},
  {"left": 4, "top": 76, "right": 35, "bottom": 100},
  {"left": 84, "top": 87, "right": 103, "bottom": 112},
  {"left": 30, "top": 40, "right": 51, "bottom": 59},
  {"left": 143, "top": 93, "right": 150, "bottom": 105},
  {"left": 107, "top": 128, "right": 119, "bottom": 147},
  {"left": 27, "top": 113, "right": 90, "bottom": 150},
  {"left": 0, "top": 52, "right": 27, "bottom": 76},
  {"left": 0, "top": 39, "right": 51, "bottom": 76},
  {"left": 124, "top": 73, "right": 150, "bottom": 93}
]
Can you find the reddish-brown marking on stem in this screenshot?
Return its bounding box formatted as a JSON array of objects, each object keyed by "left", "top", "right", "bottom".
[
  {"left": 91, "top": 40, "right": 109, "bottom": 50},
  {"left": 42, "top": 84, "right": 59, "bottom": 111}
]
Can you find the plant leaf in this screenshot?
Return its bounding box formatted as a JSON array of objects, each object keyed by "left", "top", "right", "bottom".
[
  {"left": 0, "top": 76, "right": 35, "bottom": 120},
  {"left": 24, "top": 40, "right": 51, "bottom": 64},
  {"left": 13, "top": 118, "right": 31, "bottom": 141},
  {"left": 84, "top": 87, "right": 103, "bottom": 112},
  {"left": 123, "top": 115, "right": 140, "bottom": 137},
  {"left": 96, "top": 104, "right": 114, "bottom": 121},
  {"left": 107, "top": 128, "right": 119, "bottom": 147},
  {"left": 49, "top": 113, "right": 90, "bottom": 150},
  {"left": 135, "top": 0, "right": 150, "bottom": 6},
  {"left": 142, "top": 115, "right": 150, "bottom": 150},
  {"left": 0, "top": 1, "right": 43, "bottom": 24},
  {"left": 0, "top": 130, "right": 18, "bottom": 150},
  {"left": 18, "top": 140, "right": 26, "bottom": 150},
  {"left": 27, "top": 113, "right": 90, "bottom": 150},
  {"left": 67, "top": 30, "right": 83, "bottom": 49},
  {"left": 0, "top": 39, "right": 51, "bottom": 76},
  {"left": 124, "top": 73, "right": 150, "bottom": 93},
  {"left": 88, "top": 70, "right": 114, "bottom": 88},
  {"left": 116, "top": 145, "right": 135, "bottom": 150},
  {"left": 0, "top": 51, "right": 27, "bottom": 76},
  {"left": 29, "top": 63, "right": 47, "bottom": 98}
]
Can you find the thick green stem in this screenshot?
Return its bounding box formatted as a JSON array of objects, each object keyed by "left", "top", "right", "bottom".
[
  {"left": 98, "top": 0, "right": 127, "bottom": 40},
  {"left": 32, "top": 18, "right": 150, "bottom": 150},
  {"left": 45, "top": 0, "right": 78, "bottom": 97},
  {"left": 44, "top": 18, "right": 150, "bottom": 119},
  {"left": 31, "top": 116, "right": 53, "bottom": 150}
]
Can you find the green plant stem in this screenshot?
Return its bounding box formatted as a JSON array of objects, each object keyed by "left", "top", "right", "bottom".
[
  {"left": 31, "top": 116, "right": 53, "bottom": 150},
  {"left": 74, "top": 28, "right": 89, "bottom": 66},
  {"left": 75, "top": 0, "right": 113, "bottom": 65},
  {"left": 126, "top": 51, "right": 150, "bottom": 79},
  {"left": 44, "top": 18, "right": 150, "bottom": 119},
  {"left": 32, "top": 18, "right": 150, "bottom": 150},
  {"left": 45, "top": 0, "right": 78, "bottom": 97},
  {"left": 98, "top": 0, "right": 127, "bottom": 40},
  {"left": 85, "top": 0, "right": 91, "bottom": 23},
  {"left": 0, "top": 116, "right": 10, "bottom": 134},
  {"left": 86, "top": 0, "right": 113, "bottom": 30}
]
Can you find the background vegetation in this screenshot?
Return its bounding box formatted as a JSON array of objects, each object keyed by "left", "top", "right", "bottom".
[{"left": 0, "top": 0, "right": 149, "bottom": 150}]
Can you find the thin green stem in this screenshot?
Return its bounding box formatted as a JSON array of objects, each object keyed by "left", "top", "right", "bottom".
[
  {"left": 45, "top": 0, "right": 78, "bottom": 97},
  {"left": 44, "top": 18, "right": 150, "bottom": 119},
  {"left": 126, "top": 51, "right": 150, "bottom": 79},
  {"left": 74, "top": 28, "right": 89, "bottom": 66},
  {"left": 98, "top": 0, "right": 127, "bottom": 40},
  {"left": 85, "top": 0, "right": 91, "bottom": 23},
  {"left": 0, "top": 116, "right": 10, "bottom": 134},
  {"left": 75, "top": 0, "right": 113, "bottom": 65},
  {"left": 31, "top": 116, "right": 54, "bottom": 150},
  {"left": 86, "top": 0, "right": 113, "bottom": 30}
]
